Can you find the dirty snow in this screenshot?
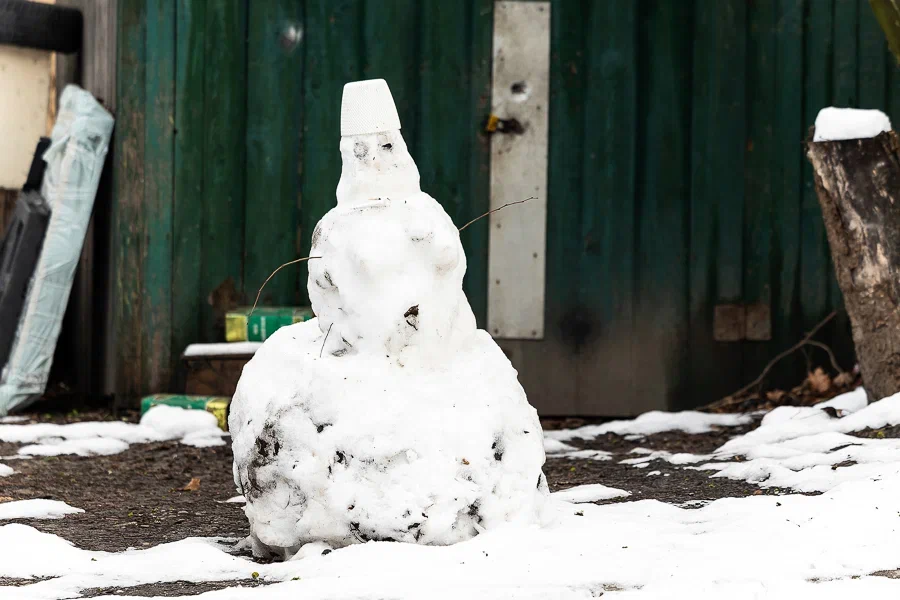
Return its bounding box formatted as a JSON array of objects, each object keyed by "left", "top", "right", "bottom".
[
  {"left": 0, "top": 416, "right": 30, "bottom": 424},
  {"left": 813, "top": 107, "right": 891, "bottom": 141},
  {"left": 605, "top": 388, "right": 900, "bottom": 495},
  {"left": 545, "top": 411, "right": 751, "bottom": 442},
  {"left": 5, "top": 477, "right": 900, "bottom": 598},
  {"left": 692, "top": 388, "right": 900, "bottom": 492},
  {"left": 0, "top": 405, "right": 226, "bottom": 457},
  {"left": 552, "top": 483, "right": 630, "bottom": 503},
  {"left": 0, "top": 499, "right": 83, "bottom": 520}
]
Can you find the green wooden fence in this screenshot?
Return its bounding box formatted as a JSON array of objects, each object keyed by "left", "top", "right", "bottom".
[{"left": 114, "top": 0, "right": 900, "bottom": 414}]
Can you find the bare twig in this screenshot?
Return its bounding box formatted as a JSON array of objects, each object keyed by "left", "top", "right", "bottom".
[
  {"left": 250, "top": 256, "right": 321, "bottom": 315},
  {"left": 458, "top": 197, "right": 536, "bottom": 232},
  {"left": 320, "top": 323, "right": 333, "bottom": 358},
  {"left": 804, "top": 339, "right": 845, "bottom": 375},
  {"left": 728, "top": 311, "right": 838, "bottom": 399}
]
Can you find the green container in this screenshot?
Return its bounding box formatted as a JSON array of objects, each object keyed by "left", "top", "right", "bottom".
[
  {"left": 141, "top": 394, "right": 230, "bottom": 431},
  {"left": 225, "top": 306, "right": 314, "bottom": 342}
]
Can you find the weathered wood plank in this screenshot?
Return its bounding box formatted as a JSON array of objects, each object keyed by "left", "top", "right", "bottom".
[
  {"left": 688, "top": 0, "right": 746, "bottom": 405},
  {"left": 418, "top": 1, "right": 473, "bottom": 239},
  {"left": 362, "top": 0, "right": 420, "bottom": 158},
  {"left": 576, "top": 0, "right": 638, "bottom": 414},
  {"left": 0, "top": 190, "right": 14, "bottom": 243},
  {"left": 172, "top": 0, "right": 206, "bottom": 382},
  {"left": 743, "top": 0, "right": 777, "bottom": 382},
  {"left": 415, "top": 0, "right": 492, "bottom": 325},
  {"left": 858, "top": 0, "right": 887, "bottom": 110},
  {"left": 202, "top": 0, "right": 247, "bottom": 341},
  {"left": 244, "top": 0, "right": 304, "bottom": 307},
  {"left": 800, "top": 0, "right": 833, "bottom": 331},
  {"left": 299, "top": 0, "right": 362, "bottom": 304},
  {"left": 463, "top": 0, "right": 493, "bottom": 328},
  {"left": 143, "top": 0, "right": 175, "bottom": 394},
  {"left": 184, "top": 356, "right": 251, "bottom": 397},
  {"left": 770, "top": 0, "right": 805, "bottom": 387},
  {"left": 634, "top": 0, "right": 693, "bottom": 410},
  {"left": 56, "top": 0, "right": 117, "bottom": 397},
  {"left": 113, "top": 0, "right": 146, "bottom": 401}
]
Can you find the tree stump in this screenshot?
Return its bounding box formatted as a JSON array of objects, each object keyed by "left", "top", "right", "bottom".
[{"left": 806, "top": 130, "right": 900, "bottom": 401}]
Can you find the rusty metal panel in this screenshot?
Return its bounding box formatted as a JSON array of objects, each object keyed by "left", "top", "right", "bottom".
[
  {"left": 745, "top": 302, "right": 772, "bottom": 341},
  {"left": 713, "top": 304, "right": 745, "bottom": 342}
]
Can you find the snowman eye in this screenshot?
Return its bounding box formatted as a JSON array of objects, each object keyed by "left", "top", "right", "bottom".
[{"left": 381, "top": 143, "right": 393, "bottom": 151}]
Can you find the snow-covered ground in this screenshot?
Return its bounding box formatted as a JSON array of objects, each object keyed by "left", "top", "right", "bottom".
[
  {"left": 3, "top": 388, "right": 900, "bottom": 598},
  {"left": 0, "top": 405, "right": 226, "bottom": 458}
]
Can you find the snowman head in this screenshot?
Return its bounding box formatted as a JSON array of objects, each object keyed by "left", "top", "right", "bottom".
[{"left": 336, "top": 80, "right": 420, "bottom": 205}]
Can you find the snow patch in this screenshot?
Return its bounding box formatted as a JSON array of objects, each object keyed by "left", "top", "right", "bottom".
[
  {"left": 543, "top": 438, "right": 578, "bottom": 454},
  {"left": 0, "top": 405, "right": 226, "bottom": 457},
  {"left": 545, "top": 411, "right": 751, "bottom": 442},
  {"left": 680, "top": 389, "right": 900, "bottom": 493},
  {"left": 552, "top": 484, "right": 631, "bottom": 503},
  {"left": 6, "top": 486, "right": 900, "bottom": 598},
  {"left": 0, "top": 463, "right": 12, "bottom": 477},
  {"left": 0, "top": 416, "right": 30, "bottom": 424},
  {"left": 0, "top": 499, "right": 83, "bottom": 520},
  {"left": 813, "top": 107, "right": 891, "bottom": 142},
  {"left": 183, "top": 342, "right": 262, "bottom": 357}
]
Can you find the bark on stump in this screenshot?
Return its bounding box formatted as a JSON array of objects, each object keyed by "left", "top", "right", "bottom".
[{"left": 806, "top": 130, "right": 900, "bottom": 401}]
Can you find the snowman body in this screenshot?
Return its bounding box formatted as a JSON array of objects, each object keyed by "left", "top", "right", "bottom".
[{"left": 229, "top": 80, "right": 547, "bottom": 558}]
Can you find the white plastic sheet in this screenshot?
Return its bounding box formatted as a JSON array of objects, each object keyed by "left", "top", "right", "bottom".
[{"left": 0, "top": 85, "right": 114, "bottom": 415}]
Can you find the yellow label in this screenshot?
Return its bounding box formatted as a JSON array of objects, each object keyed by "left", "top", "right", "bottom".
[
  {"left": 225, "top": 313, "right": 249, "bottom": 342},
  {"left": 206, "top": 398, "right": 230, "bottom": 431}
]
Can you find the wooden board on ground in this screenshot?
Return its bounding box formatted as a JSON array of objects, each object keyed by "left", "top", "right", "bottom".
[{"left": 183, "top": 354, "right": 253, "bottom": 398}]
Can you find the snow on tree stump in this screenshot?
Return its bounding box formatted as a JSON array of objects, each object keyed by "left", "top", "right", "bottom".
[
  {"left": 228, "top": 80, "right": 548, "bottom": 559},
  {"left": 806, "top": 108, "right": 900, "bottom": 402}
]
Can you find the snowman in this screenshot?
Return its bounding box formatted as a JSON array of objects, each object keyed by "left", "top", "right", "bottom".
[{"left": 229, "top": 79, "right": 547, "bottom": 559}]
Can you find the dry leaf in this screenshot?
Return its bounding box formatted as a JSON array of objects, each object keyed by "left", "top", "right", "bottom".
[
  {"left": 181, "top": 477, "right": 201, "bottom": 492},
  {"left": 807, "top": 368, "right": 831, "bottom": 394},
  {"left": 834, "top": 371, "right": 855, "bottom": 387},
  {"left": 766, "top": 390, "right": 786, "bottom": 402},
  {"left": 0, "top": 497, "right": 13, "bottom": 503}
]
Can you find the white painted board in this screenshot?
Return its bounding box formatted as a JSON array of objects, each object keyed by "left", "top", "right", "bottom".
[
  {"left": 0, "top": 45, "right": 52, "bottom": 189},
  {"left": 488, "top": 1, "right": 550, "bottom": 340}
]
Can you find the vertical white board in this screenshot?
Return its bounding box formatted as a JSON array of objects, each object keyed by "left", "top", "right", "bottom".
[
  {"left": 0, "top": 45, "right": 52, "bottom": 189},
  {"left": 488, "top": 1, "right": 550, "bottom": 340}
]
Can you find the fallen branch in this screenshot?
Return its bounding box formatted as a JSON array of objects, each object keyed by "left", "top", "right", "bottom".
[
  {"left": 458, "top": 197, "right": 535, "bottom": 232},
  {"left": 728, "top": 310, "right": 838, "bottom": 399},
  {"left": 804, "top": 339, "right": 845, "bottom": 377},
  {"left": 250, "top": 256, "right": 320, "bottom": 315}
]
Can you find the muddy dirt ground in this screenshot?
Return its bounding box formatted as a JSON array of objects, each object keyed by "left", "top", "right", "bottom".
[{"left": 0, "top": 410, "right": 791, "bottom": 596}]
